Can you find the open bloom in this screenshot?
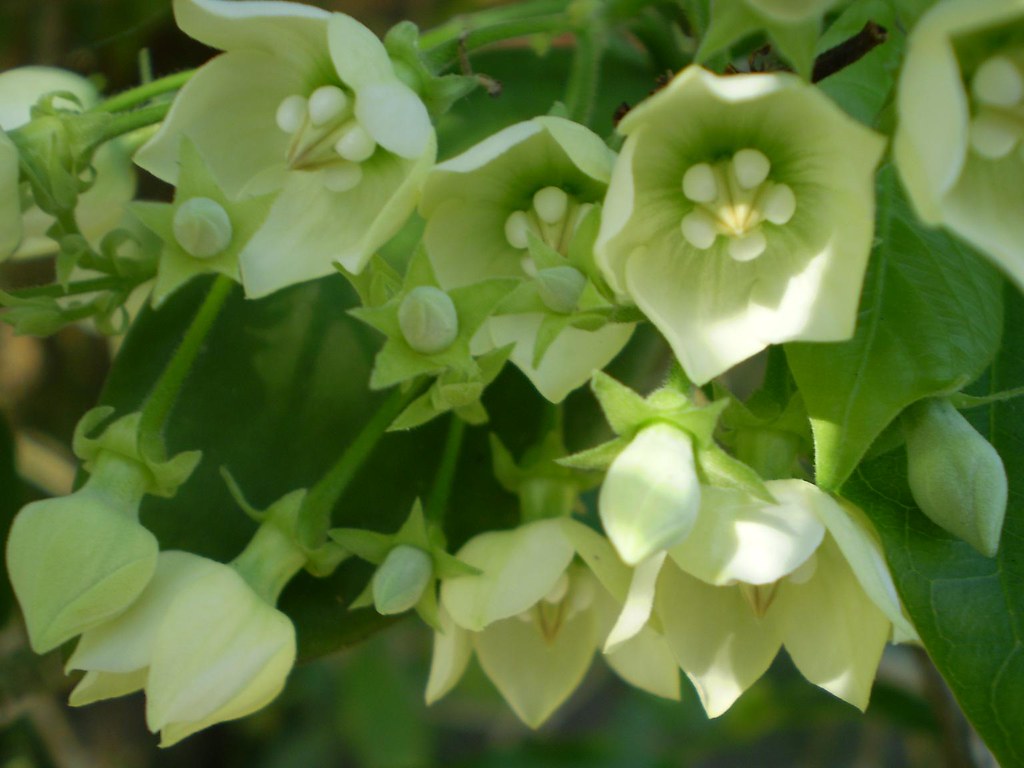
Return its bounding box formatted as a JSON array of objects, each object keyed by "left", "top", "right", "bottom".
[
  {"left": 0, "top": 66, "right": 135, "bottom": 259},
  {"left": 135, "top": 0, "right": 435, "bottom": 297},
  {"left": 428, "top": 517, "right": 679, "bottom": 727},
  {"left": 894, "top": 0, "right": 1024, "bottom": 289},
  {"left": 653, "top": 480, "right": 916, "bottom": 716},
  {"left": 596, "top": 66, "right": 885, "bottom": 384},
  {"left": 420, "top": 117, "right": 634, "bottom": 402}
]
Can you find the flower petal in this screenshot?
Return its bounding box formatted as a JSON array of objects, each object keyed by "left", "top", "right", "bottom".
[
  {"left": 425, "top": 605, "right": 473, "bottom": 704},
  {"left": 604, "top": 551, "right": 666, "bottom": 652},
  {"left": 440, "top": 518, "right": 575, "bottom": 632},
  {"left": 355, "top": 82, "right": 432, "bottom": 159},
  {"left": 669, "top": 483, "right": 825, "bottom": 587},
  {"left": 474, "top": 607, "right": 597, "bottom": 728},
  {"left": 135, "top": 50, "right": 304, "bottom": 197},
  {"left": 68, "top": 668, "right": 148, "bottom": 707},
  {"left": 0, "top": 66, "right": 97, "bottom": 129},
  {"left": 772, "top": 536, "right": 891, "bottom": 709},
  {"left": 604, "top": 626, "right": 681, "bottom": 701},
  {"left": 327, "top": 12, "right": 400, "bottom": 89}
]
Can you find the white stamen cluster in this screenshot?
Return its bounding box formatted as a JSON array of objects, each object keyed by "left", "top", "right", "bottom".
[
  {"left": 969, "top": 55, "right": 1024, "bottom": 160},
  {"left": 679, "top": 148, "right": 796, "bottom": 263},
  {"left": 503, "top": 186, "right": 593, "bottom": 274},
  {"left": 275, "top": 84, "right": 376, "bottom": 192}
]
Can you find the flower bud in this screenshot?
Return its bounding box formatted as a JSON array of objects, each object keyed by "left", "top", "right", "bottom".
[
  {"left": 398, "top": 285, "right": 459, "bottom": 354},
  {"left": 372, "top": 545, "right": 434, "bottom": 615},
  {"left": 172, "top": 197, "right": 233, "bottom": 258},
  {"left": 5, "top": 451, "right": 158, "bottom": 653},
  {"left": 599, "top": 423, "right": 701, "bottom": 565},
  {"left": 536, "top": 266, "right": 586, "bottom": 314},
  {"left": 903, "top": 398, "right": 1007, "bottom": 557}
]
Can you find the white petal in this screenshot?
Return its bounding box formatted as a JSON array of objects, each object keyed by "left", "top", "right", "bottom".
[
  {"left": 440, "top": 519, "right": 575, "bottom": 632},
  {"left": 670, "top": 484, "right": 824, "bottom": 586},
  {"left": 425, "top": 605, "right": 472, "bottom": 704},
  {"left": 0, "top": 66, "right": 97, "bottom": 129},
  {"left": 327, "top": 13, "right": 400, "bottom": 90},
  {"left": 355, "top": 82, "right": 432, "bottom": 160},
  {"left": 604, "top": 552, "right": 666, "bottom": 651},
  {"left": 604, "top": 626, "right": 681, "bottom": 700},
  {"left": 656, "top": 562, "right": 781, "bottom": 717}
]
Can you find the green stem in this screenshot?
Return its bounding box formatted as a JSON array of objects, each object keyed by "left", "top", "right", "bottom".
[
  {"left": 300, "top": 381, "right": 428, "bottom": 547},
  {"left": 423, "top": 15, "right": 579, "bottom": 72},
  {"left": 91, "top": 69, "right": 195, "bottom": 114},
  {"left": 8, "top": 275, "right": 150, "bottom": 300},
  {"left": 950, "top": 387, "right": 1024, "bottom": 410},
  {"left": 419, "top": 0, "right": 572, "bottom": 50},
  {"left": 88, "top": 103, "right": 171, "bottom": 149},
  {"left": 426, "top": 415, "right": 466, "bottom": 523},
  {"left": 138, "top": 276, "right": 234, "bottom": 445},
  {"left": 565, "top": 24, "right": 604, "bottom": 126}
]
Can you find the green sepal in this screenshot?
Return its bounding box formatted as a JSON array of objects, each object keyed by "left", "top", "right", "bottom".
[
  {"left": 328, "top": 528, "right": 394, "bottom": 563},
  {"left": 383, "top": 21, "right": 480, "bottom": 117},
  {"left": 337, "top": 254, "right": 403, "bottom": 309},
  {"left": 73, "top": 408, "right": 201, "bottom": 498},
  {"left": 695, "top": 443, "right": 776, "bottom": 504}
]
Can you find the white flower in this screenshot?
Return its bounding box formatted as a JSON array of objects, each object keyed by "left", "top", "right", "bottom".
[{"left": 135, "top": 0, "right": 435, "bottom": 297}]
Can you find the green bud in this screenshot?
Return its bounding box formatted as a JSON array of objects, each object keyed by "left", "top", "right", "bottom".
[
  {"left": 536, "top": 266, "right": 586, "bottom": 314},
  {"left": 5, "top": 451, "right": 158, "bottom": 653},
  {"left": 398, "top": 286, "right": 459, "bottom": 354},
  {"left": 903, "top": 398, "right": 1007, "bottom": 557},
  {"left": 372, "top": 545, "right": 433, "bottom": 615},
  {"left": 172, "top": 197, "right": 233, "bottom": 258}
]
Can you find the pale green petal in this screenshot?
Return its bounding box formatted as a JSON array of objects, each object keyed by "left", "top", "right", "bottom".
[
  {"left": 240, "top": 140, "right": 433, "bottom": 295},
  {"left": 604, "top": 625, "right": 681, "bottom": 700},
  {"left": 67, "top": 551, "right": 219, "bottom": 675},
  {"left": 599, "top": 423, "right": 700, "bottom": 566},
  {"left": 773, "top": 537, "right": 890, "bottom": 710},
  {"left": 135, "top": 50, "right": 304, "bottom": 196},
  {"left": 483, "top": 314, "right": 635, "bottom": 403},
  {"left": 656, "top": 563, "right": 781, "bottom": 717},
  {"left": 425, "top": 199, "right": 526, "bottom": 287},
  {"left": 532, "top": 116, "right": 615, "bottom": 185},
  {"left": 355, "top": 82, "right": 432, "bottom": 160},
  {"left": 559, "top": 517, "right": 631, "bottom": 602},
  {"left": 474, "top": 608, "right": 597, "bottom": 728},
  {"left": 429, "top": 122, "right": 541, "bottom": 178},
  {"left": 327, "top": 12, "right": 400, "bottom": 89},
  {"left": 68, "top": 668, "right": 148, "bottom": 707},
  {"left": 812, "top": 495, "right": 918, "bottom": 643},
  {"left": 670, "top": 484, "right": 824, "bottom": 587},
  {"left": 0, "top": 66, "right": 97, "bottom": 128},
  {"left": 173, "top": 0, "right": 331, "bottom": 76},
  {"left": 0, "top": 130, "right": 21, "bottom": 259},
  {"left": 894, "top": 0, "right": 1023, "bottom": 224},
  {"left": 145, "top": 566, "right": 296, "bottom": 740},
  {"left": 425, "top": 606, "right": 473, "bottom": 704},
  {"left": 604, "top": 552, "right": 665, "bottom": 652},
  {"left": 594, "top": 132, "right": 640, "bottom": 297},
  {"left": 440, "top": 519, "right": 575, "bottom": 632}
]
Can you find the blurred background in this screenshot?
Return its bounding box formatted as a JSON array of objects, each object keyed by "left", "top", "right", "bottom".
[{"left": 0, "top": 1, "right": 1002, "bottom": 766}]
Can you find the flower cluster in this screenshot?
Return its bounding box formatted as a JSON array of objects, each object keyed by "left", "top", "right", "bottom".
[{"left": 2, "top": 0, "right": 1016, "bottom": 749}]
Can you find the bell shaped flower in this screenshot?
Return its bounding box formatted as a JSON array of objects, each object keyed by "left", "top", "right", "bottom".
[
  {"left": 428, "top": 517, "right": 679, "bottom": 727},
  {"left": 894, "top": 0, "right": 1024, "bottom": 290},
  {"left": 135, "top": 0, "right": 435, "bottom": 298},
  {"left": 0, "top": 66, "right": 135, "bottom": 260},
  {"left": 5, "top": 408, "right": 199, "bottom": 653},
  {"left": 419, "top": 116, "right": 635, "bottom": 402},
  {"left": 654, "top": 480, "right": 917, "bottom": 717},
  {"left": 596, "top": 66, "right": 885, "bottom": 385},
  {"left": 64, "top": 488, "right": 309, "bottom": 746}
]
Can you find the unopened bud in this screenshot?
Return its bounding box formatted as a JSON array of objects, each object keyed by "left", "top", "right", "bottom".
[
  {"left": 398, "top": 286, "right": 459, "bottom": 354},
  {"left": 536, "top": 266, "right": 586, "bottom": 314},
  {"left": 172, "top": 197, "right": 233, "bottom": 258},
  {"left": 372, "top": 545, "right": 433, "bottom": 615},
  {"left": 903, "top": 398, "right": 1007, "bottom": 557}
]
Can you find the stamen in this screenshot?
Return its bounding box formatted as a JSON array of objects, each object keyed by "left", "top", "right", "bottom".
[
  {"left": 761, "top": 184, "right": 797, "bottom": 225},
  {"left": 682, "top": 163, "right": 718, "bottom": 203},
  {"left": 275, "top": 95, "right": 307, "bottom": 134},
  {"left": 570, "top": 202, "right": 594, "bottom": 235},
  {"left": 732, "top": 148, "right": 771, "bottom": 189},
  {"left": 972, "top": 56, "right": 1024, "bottom": 108},
  {"left": 681, "top": 209, "right": 718, "bottom": 249},
  {"left": 322, "top": 162, "right": 363, "bottom": 193},
  {"left": 504, "top": 211, "right": 532, "bottom": 249},
  {"left": 335, "top": 123, "right": 376, "bottom": 163},
  {"left": 970, "top": 112, "right": 1021, "bottom": 159},
  {"left": 728, "top": 230, "right": 767, "bottom": 262},
  {"left": 533, "top": 186, "right": 569, "bottom": 225},
  {"left": 307, "top": 85, "right": 349, "bottom": 126}
]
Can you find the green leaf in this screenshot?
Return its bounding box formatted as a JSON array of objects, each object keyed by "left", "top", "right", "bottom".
[
  {"left": 843, "top": 285, "right": 1024, "bottom": 766},
  {"left": 786, "top": 169, "right": 1004, "bottom": 490}
]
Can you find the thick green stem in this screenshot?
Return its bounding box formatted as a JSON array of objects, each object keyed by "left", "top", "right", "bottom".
[
  {"left": 565, "top": 24, "right": 604, "bottom": 126},
  {"left": 950, "top": 387, "right": 1024, "bottom": 410},
  {"left": 299, "top": 381, "right": 428, "bottom": 547},
  {"left": 423, "top": 15, "right": 579, "bottom": 72},
  {"left": 426, "top": 415, "right": 466, "bottom": 523},
  {"left": 91, "top": 70, "right": 195, "bottom": 114},
  {"left": 88, "top": 103, "right": 171, "bottom": 150},
  {"left": 138, "top": 276, "right": 234, "bottom": 446},
  {"left": 420, "top": 0, "right": 572, "bottom": 50}
]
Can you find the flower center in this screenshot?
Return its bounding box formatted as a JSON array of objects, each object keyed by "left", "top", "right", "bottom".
[
  {"left": 678, "top": 148, "right": 796, "bottom": 263},
  {"left": 514, "top": 568, "right": 594, "bottom": 643},
  {"left": 968, "top": 54, "right": 1024, "bottom": 160},
  {"left": 503, "top": 186, "right": 593, "bottom": 275},
  {"left": 275, "top": 84, "right": 375, "bottom": 192}
]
